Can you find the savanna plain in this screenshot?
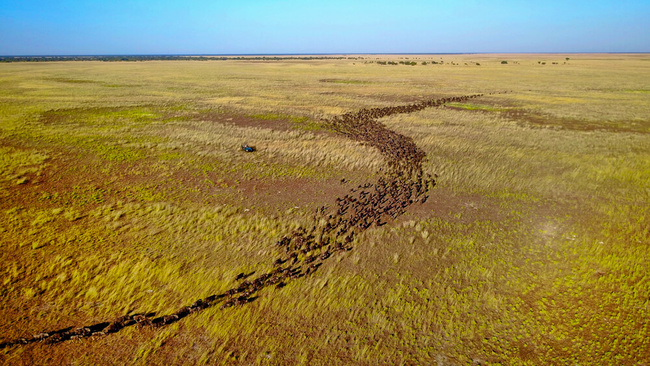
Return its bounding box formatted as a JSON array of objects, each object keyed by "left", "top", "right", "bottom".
[{"left": 0, "top": 54, "right": 649, "bottom": 365}]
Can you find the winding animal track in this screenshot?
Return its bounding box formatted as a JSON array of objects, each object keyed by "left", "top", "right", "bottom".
[{"left": 1, "top": 93, "right": 494, "bottom": 348}]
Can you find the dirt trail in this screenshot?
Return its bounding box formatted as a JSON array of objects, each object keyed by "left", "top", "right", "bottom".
[{"left": 1, "top": 93, "right": 493, "bottom": 348}]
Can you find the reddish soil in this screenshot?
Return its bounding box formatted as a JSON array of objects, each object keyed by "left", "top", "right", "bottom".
[
  {"left": 237, "top": 177, "right": 355, "bottom": 213},
  {"left": 441, "top": 99, "right": 649, "bottom": 133},
  {"left": 198, "top": 112, "right": 296, "bottom": 132},
  {"left": 401, "top": 187, "right": 507, "bottom": 225}
]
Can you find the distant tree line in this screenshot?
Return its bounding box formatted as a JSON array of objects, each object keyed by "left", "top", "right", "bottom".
[
  {"left": 373, "top": 60, "right": 426, "bottom": 66},
  {"left": 367, "top": 60, "right": 485, "bottom": 66},
  {"left": 0, "top": 55, "right": 365, "bottom": 63}
]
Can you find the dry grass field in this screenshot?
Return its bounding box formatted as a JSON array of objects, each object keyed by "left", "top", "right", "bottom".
[{"left": 1, "top": 54, "right": 649, "bottom": 365}]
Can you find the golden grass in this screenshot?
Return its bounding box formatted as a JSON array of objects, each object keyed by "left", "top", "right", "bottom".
[{"left": 1, "top": 54, "right": 649, "bottom": 365}]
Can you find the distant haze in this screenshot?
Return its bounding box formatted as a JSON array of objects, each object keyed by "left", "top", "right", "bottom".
[{"left": 1, "top": 0, "right": 648, "bottom": 55}]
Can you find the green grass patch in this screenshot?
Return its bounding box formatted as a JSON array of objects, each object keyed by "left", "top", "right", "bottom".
[
  {"left": 126, "top": 185, "right": 166, "bottom": 202},
  {"left": 91, "top": 144, "right": 146, "bottom": 163},
  {"left": 290, "top": 116, "right": 324, "bottom": 131},
  {"left": 248, "top": 112, "right": 284, "bottom": 120},
  {"left": 446, "top": 102, "right": 508, "bottom": 112},
  {"left": 40, "top": 106, "right": 162, "bottom": 127},
  {"left": 0, "top": 146, "right": 49, "bottom": 183},
  {"left": 40, "top": 186, "right": 108, "bottom": 206},
  {"left": 45, "top": 77, "right": 100, "bottom": 84}
]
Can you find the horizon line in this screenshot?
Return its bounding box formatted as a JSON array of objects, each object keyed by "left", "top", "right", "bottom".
[{"left": 2, "top": 52, "right": 649, "bottom": 58}]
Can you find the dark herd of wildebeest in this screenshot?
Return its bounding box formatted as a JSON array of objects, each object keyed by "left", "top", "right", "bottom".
[{"left": 1, "top": 93, "right": 497, "bottom": 348}]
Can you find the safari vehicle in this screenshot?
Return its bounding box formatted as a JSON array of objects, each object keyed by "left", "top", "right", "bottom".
[{"left": 241, "top": 143, "right": 256, "bottom": 152}]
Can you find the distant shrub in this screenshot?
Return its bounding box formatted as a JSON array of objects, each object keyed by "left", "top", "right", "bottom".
[
  {"left": 501, "top": 61, "right": 508, "bottom": 64},
  {"left": 422, "top": 62, "right": 428, "bottom": 65},
  {"left": 476, "top": 63, "right": 480, "bottom": 66}
]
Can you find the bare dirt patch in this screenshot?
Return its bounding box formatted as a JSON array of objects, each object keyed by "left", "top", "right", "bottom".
[
  {"left": 237, "top": 176, "right": 360, "bottom": 213},
  {"left": 195, "top": 111, "right": 296, "bottom": 132},
  {"left": 400, "top": 187, "right": 507, "bottom": 225},
  {"left": 441, "top": 101, "right": 649, "bottom": 133},
  {"left": 502, "top": 109, "right": 650, "bottom": 133}
]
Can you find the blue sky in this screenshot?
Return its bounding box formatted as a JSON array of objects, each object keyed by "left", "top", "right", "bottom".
[{"left": 1, "top": 0, "right": 648, "bottom": 55}]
